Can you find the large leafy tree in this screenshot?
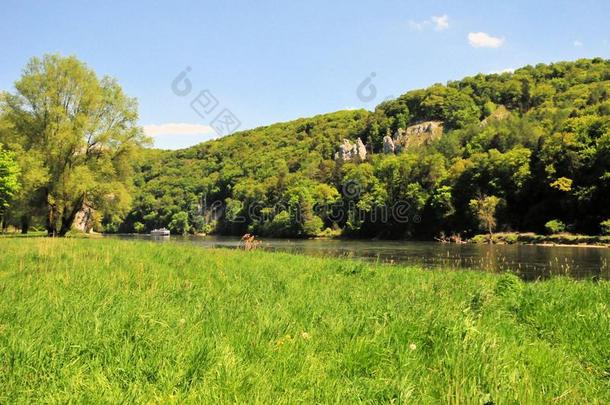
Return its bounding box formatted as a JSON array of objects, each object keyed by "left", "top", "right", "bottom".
[
  {"left": 0, "top": 144, "right": 20, "bottom": 229},
  {"left": 2, "top": 54, "right": 149, "bottom": 236},
  {"left": 0, "top": 104, "right": 49, "bottom": 233}
]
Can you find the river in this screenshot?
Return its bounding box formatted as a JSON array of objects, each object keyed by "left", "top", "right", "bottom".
[{"left": 107, "top": 234, "right": 610, "bottom": 280}]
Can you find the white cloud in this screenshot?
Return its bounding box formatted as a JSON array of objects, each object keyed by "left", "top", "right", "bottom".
[
  {"left": 408, "top": 20, "right": 427, "bottom": 31},
  {"left": 409, "top": 15, "right": 450, "bottom": 31},
  {"left": 143, "top": 122, "right": 215, "bottom": 137},
  {"left": 431, "top": 15, "right": 449, "bottom": 31},
  {"left": 468, "top": 32, "right": 505, "bottom": 48},
  {"left": 573, "top": 40, "right": 583, "bottom": 47}
]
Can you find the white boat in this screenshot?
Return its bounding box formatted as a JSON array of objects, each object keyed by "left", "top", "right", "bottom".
[{"left": 150, "top": 228, "right": 170, "bottom": 236}]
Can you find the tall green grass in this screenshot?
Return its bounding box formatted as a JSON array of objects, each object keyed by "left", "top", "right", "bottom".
[{"left": 0, "top": 238, "right": 608, "bottom": 403}]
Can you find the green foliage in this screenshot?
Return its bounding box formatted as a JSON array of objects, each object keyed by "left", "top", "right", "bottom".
[
  {"left": 470, "top": 234, "right": 489, "bottom": 244},
  {"left": 0, "top": 145, "right": 20, "bottom": 218},
  {"left": 494, "top": 273, "right": 524, "bottom": 311},
  {"left": 545, "top": 219, "right": 566, "bottom": 234},
  {"left": 494, "top": 273, "right": 524, "bottom": 297},
  {"left": 121, "top": 59, "right": 610, "bottom": 238},
  {"left": 269, "top": 210, "right": 293, "bottom": 236},
  {"left": 302, "top": 214, "right": 323, "bottom": 236},
  {"left": 600, "top": 219, "right": 610, "bottom": 235},
  {"left": 133, "top": 221, "right": 145, "bottom": 234},
  {"left": 1, "top": 57, "right": 610, "bottom": 237},
  {"left": 550, "top": 177, "right": 573, "bottom": 192},
  {"left": 0, "top": 238, "right": 608, "bottom": 402},
  {"left": 0, "top": 54, "right": 149, "bottom": 236},
  {"left": 469, "top": 195, "right": 501, "bottom": 236},
  {"left": 501, "top": 232, "right": 519, "bottom": 244},
  {"left": 169, "top": 211, "right": 190, "bottom": 235}
]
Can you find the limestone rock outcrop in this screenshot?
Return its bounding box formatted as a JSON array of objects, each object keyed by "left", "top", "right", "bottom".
[
  {"left": 392, "top": 121, "right": 443, "bottom": 151},
  {"left": 382, "top": 135, "right": 395, "bottom": 154},
  {"left": 334, "top": 139, "right": 354, "bottom": 161},
  {"left": 355, "top": 138, "right": 367, "bottom": 161},
  {"left": 334, "top": 138, "right": 367, "bottom": 162},
  {"left": 481, "top": 105, "right": 510, "bottom": 127}
]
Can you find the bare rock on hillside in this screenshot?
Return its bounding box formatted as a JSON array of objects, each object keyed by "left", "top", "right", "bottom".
[
  {"left": 334, "top": 138, "right": 367, "bottom": 162},
  {"left": 355, "top": 138, "right": 367, "bottom": 161},
  {"left": 481, "top": 105, "right": 511, "bottom": 126},
  {"left": 393, "top": 121, "right": 443, "bottom": 151},
  {"left": 382, "top": 135, "right": 395, "bottom": 154}
]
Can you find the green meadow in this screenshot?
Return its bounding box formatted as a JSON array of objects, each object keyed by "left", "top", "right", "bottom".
[{"left": 0, "top": 238, "right": 609, "bottom": 403}]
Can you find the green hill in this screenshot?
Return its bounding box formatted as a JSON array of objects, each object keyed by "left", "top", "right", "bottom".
[{"left": 123, "top": 58, "right": 610, "bottom": 238}]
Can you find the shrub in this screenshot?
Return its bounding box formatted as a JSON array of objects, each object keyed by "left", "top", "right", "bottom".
[
  {"left": 168, "top": 212, "right": 190, "bottom": 235},
  {"left": 302, "top": 215, "right": 323, "bottom": 237},
  {"left": 318, "top": 227, "right": 342, "bottom": 238},
  {"left": 470, "top": 234, "right": 489, "bottom": 244},
  {"left": 133, "top": 222, "right": 145, "bottom": 234},
  {"left": 269, "top": 211, "right": 293, "bottom": 237},
  {"left": 544, "top": 219, "right": 566, "bottom": 234},
  {"left": 500, "top": 233, "right": 519, "bottom": 244},
  {"left": 600, "top": 219, "right": 610, "bottom": 235}
]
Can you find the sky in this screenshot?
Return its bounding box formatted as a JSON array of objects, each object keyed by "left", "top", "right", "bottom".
[{"left": 1, "top": 0, "right": 610, "bottom": 149}]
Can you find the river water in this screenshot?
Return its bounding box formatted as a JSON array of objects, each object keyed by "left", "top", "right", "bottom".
[{"left": 108, "top": 235, "right": 610, "bottom": 280}]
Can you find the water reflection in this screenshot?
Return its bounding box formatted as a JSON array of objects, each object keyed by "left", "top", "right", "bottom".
[{"left": 108, "top": 235, "right": 609, "bottom": 280}]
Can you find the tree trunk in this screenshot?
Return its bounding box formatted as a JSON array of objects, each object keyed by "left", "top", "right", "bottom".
[
  {"left": 58, "top": 214, "right": 77, "bottom": 236},
  {"left": 47, "top": 219, "right": 57, "bottom": 236},
  {"left": 20, "top": 215, "right": 30, "bottom": 234},
  {"left": 45, "top": 189, "right": 58, "bottom": 237},
  {"left": 58, "top": 196, "right": 85, "bottom": 237}
]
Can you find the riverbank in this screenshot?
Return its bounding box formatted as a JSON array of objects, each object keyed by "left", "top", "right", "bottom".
[
  {"left": 470, "top": 232, "right": 610, "bottom": 247},
  {"left": 4, "top": 228, "right": 609, "bottom": 249},
  {"left": 1, "top": 238, "right": 608, "bottom": 402},
  {"left": 312, "top": 229, "right": 610, "bottom": 248}
]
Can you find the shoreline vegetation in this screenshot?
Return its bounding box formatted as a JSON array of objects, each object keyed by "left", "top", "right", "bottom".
[
  {"left": 2, "top": 227, "right": 610, "bottom": 248},
  {"left": 469, "top": 232, "right": 610, "bottom": 247},
  {"left": 315, "top": 231, "right": 610, "bottom": 247},
  {"left": 0, "top": 238, "right": 608, "bottom": 402}
]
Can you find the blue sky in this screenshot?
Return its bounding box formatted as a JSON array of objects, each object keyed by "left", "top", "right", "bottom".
[{"left": 1, "top": 0, "right": 609, "bottom": 149}]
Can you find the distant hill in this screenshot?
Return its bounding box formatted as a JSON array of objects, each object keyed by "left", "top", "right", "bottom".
[{"left": 123, "top": 58, "right": 610, "bottom": 238}]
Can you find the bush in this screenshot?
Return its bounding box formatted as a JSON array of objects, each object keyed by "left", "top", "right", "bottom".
[
  {"left": 544, "top": 219, "right": 566, "bottom": 234},
  {"left": 103, "top": 221, "right": 120, "bottom": 234},
  {"left": 168, "top": 212, "right": 190, "bottom": 235},
  {"left": 600, "top": 219, "right": 610, "bottom": 235},
  {"left": 269, "top": 211, "right": 293, "bottom": 237},
  {"left": 302, "top": 215, "right": 323, "bottom": 237},
  {"left": 133, "top": 222, "right": 145, "bottom": 234},
  {"left": 318, "top": 227, "right": 342, "bottom": 238},
  {"left": 492, "top": 232, "right": 519, "bottom": 244},
  {"left": 470, "top": 234, "right": 489, "bottom": 244}
]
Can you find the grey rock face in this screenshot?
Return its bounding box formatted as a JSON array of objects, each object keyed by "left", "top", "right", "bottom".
[
  {"left": 393, "top": 121, "right": 443, "bottom": 150},
  {"left": 335, "top": 138, "right": 367, "bottom": 162},
  {"left": 382, "top": 135, "right": 395, "bottom": 154},
  {"left": 356, "top": 138, "right": 367, "bottom": 161}
]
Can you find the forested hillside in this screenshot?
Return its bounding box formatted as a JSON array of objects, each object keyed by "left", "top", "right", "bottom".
[{"left": 124, "top": 58, "right": 610, "bottom": 238}]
